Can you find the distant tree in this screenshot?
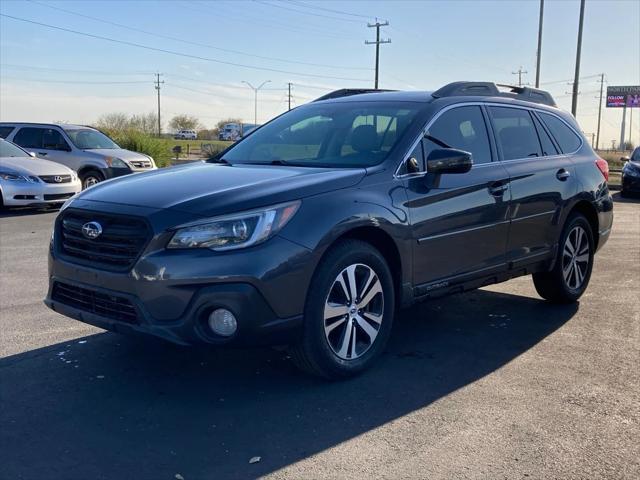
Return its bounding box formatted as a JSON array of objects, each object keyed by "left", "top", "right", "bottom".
[
  {"left": 169, "top": 114, "right": 202, "bottom": 132},
  {"left": 94, "top": 112, "right": 160, "bottom": 136},
  {"left": 129, "top": 112, "right": 158, "bottom": 135},
  {"left": 95, "top": 113, "right": 130, "bottom": 134}
]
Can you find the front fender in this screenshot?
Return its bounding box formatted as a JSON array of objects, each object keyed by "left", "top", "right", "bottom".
[{"left": 279, "top": 185, "right": 412, "bottom": 294}]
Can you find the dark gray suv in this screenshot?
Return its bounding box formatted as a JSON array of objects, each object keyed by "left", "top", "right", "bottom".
[{"left": 45, "top": 82, "right": 613, "bottom": 378}]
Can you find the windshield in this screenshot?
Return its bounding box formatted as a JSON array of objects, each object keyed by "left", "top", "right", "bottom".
[
  {"left": 64, "top": 128, "right": 119, "bottom": 149},
  {"left": 0, "top": 140, "right": 29, "bottom": 157},
  {"left": 632, "top": 147, "right": 640, "bottom": 162},
  {"left": 222, "top": 101, "right": 423, "bottom": 168}
]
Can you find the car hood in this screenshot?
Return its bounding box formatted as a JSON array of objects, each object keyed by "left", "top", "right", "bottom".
[
  {"left": 0, "top": 156, "right": 74, "bottom": 176},
  {"left": 85, "top": 148, "right": 151, "bottom": 161},
  {"left": 76, "top": 161, "right": 366, "bottom": 217}
]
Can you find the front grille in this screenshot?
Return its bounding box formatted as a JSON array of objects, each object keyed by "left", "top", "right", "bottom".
[
  {"left": 44, "top": 193, "right": 74, "bottom": 201},
  {"left": 59, "top": 209, "right": 150, "bottom": 271},
  {"left": 40, "top": 175, "right": 72, "bottom": 183},
  {"left": 130, "top": 160, "right": 152, "bottom": 168},
  {"left": 52, "top": 282, "right": 138, "bottom": 324}
]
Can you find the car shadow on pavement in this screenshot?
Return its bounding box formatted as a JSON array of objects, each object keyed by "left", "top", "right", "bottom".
[{"left": 0, "top": 289, "right": 577, "bottom": 480}]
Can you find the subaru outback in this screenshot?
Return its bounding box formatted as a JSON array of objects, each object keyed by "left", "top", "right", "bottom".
[{"left": 45, "top": 82, "right": 613, "bottom": 378}]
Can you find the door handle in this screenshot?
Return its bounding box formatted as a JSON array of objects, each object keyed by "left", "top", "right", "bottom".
[
  {"left": 489, "top": 182, "right": 508, "bottom": 197},
  {"left": 556, "top": 169, "right": 570, "bottom": 181}
]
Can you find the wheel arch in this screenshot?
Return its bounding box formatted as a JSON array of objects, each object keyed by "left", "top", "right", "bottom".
[
  {"left": 320, "top": 224, "right": 407, "bottom": 309},
  {"left": 566, "top": 199, "right": 600, "bottom": 249}
]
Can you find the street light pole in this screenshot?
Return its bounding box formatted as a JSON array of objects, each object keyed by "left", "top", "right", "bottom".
[{"left": 242, "top": 80, "right": 271, "bottom": 125}]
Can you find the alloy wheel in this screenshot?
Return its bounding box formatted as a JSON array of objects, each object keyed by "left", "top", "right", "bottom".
[
  {"left": 562, "top": 225, "right": 590, "bottom": 290},
  {"left": 83, "top": 176, "right": 100, "bottom": 189},
  {"left": 323, "top": 263, "right": 384, "bottom": 360}
]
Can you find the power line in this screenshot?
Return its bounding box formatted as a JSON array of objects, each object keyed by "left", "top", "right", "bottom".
[
  {"left": 288, "top": 1, "right": 374, "bottom": 19},
  {"left": 27, "top": 0, "right": 370, "bottom": 71},
  {"left": 0, "top": 63, "right": 154, "bottom": 76},
  {"left": 0, "top": 76, "right": 150, "bottom": 85},
  {"left": 0, "top": 14, "right": 370, "bottom": 82},
  {"left": 189, "top": 1, "right": 359, "bottom": 41},
  {"left": 366, "top": 21, "right": 391, "bottom": 90},
  {"left": 253, "top": 0, "right": 365, "bottom": 24}
]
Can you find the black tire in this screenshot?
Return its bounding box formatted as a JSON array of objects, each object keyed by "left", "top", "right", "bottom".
[
  {"left": 80, "top": 169, "right": 104, "bottom": 190},
  {"left": 532, "top": 213, "right": 594, "bottom": 303},
  {"left": 620, "top": 188, "right": 628, "bottom": 198},
  {"left": 290, "top": 239, "right": 395, "bottom": 379}
]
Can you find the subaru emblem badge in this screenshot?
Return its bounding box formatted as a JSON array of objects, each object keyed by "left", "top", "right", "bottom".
[{"left": 81, "top": 221, "right": 103, "bottom": 240}]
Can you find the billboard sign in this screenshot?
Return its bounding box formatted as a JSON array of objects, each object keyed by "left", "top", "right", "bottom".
[{"left": 606, "top": 85, "right": 640, "bottom": 108}]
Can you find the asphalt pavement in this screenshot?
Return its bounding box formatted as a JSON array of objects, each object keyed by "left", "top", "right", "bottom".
[{"left": 1, "top": 194, "right": 638, "bottom": 480}]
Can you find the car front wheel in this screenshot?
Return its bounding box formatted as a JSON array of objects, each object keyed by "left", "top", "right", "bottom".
[
  {"left": 291, "top": 239, "right": 395, "bottom": 379},
  {"left": 80, "top": 170, "right": 105, "bottom": 189},
  {"left": 533, "top": 213, "right": 594, "bottom": 303}
]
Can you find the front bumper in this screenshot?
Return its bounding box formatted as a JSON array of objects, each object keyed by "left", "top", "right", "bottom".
[
  {"left": 622, "top": 173, "right": 640, "bottom": 193},
  {"left": 1, "top": 179, "right": 81, "bottom": 206},
  {"left": 45, "top": 278, "right": 303, "bottom": 346},
  {"left": 45, "top": 211, "right": 315, "bottom": 346}
]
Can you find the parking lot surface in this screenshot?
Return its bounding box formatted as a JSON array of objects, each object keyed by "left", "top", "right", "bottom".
[{"left": 1, "top": 194, "right": 638, "bottom": 480}]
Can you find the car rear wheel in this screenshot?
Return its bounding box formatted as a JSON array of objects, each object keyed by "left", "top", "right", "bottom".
[
  {"left": 80, "top": 170, "right": 104, "bottom": 189},
  {"left": 533, "top": 213, "right": 594, "bottom": 303},
  {"left": 291, "top": 239, "right": 395, "bottom": 379}
]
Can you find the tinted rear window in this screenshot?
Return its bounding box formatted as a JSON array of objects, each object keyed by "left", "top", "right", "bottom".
[
  {"left": 538, "top": 112, "right": 582, "bottom": 153},
  {"left": 0, "top": 126, "right": 15, "bottom": 139},
  {"left": 490, "top": 107, "right": 542, "bottom": 160}
]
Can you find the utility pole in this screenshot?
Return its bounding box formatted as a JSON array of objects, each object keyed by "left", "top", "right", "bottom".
[
  {"left": 287, "top": 82, "right": 293, "bottom": 111},
  {"left": 571, "top": 0, "right": 586, "bottom": 117},
  {"left": 596, "top": 73, "right": 605, "bottom": 150},
  {"left": 365, "top": 20, "right": 390, "bottom": 90},
  {"left": 512, "top": 67, "right": 528, "bottom": 87},
  {"left": 154, "top": 73, "right": 164, "bottom": 137},
  {"left": 535, "top": 0, "right": 544, "bottom": 88},
  {"left": 242, "top": 80, "right": 271, "bottom": 125}
]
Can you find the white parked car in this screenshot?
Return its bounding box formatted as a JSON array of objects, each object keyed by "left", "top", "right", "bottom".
[
  {"left": 0, "top": 123, "right": 157, "bottom": 190},
  {"left": 0, "top": 139, "right": 81, "bottom": 208},
  {"left": 174, "top": 129, "right": 197, "bottom": 140}
]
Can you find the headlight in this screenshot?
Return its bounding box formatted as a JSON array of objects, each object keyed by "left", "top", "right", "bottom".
[
  {"left": 105, "top": 157, "right": 128, "bottom": 168},
  {"left": 167, "top": 201, "right": 301, "bottom": 251},
  {"left": 0, "top": 172, "right": 38, "bottom": 182},
  {"left": 624, "top": 164, "right": 640, "bottom": 177}
]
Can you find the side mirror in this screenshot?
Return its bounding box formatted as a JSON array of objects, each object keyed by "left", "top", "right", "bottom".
[
  {"left": 426, "top": 148, "right": 473, "bottom": 174},
  {"left": 28, "top": 151, "right": 37, "bottom": 158}
]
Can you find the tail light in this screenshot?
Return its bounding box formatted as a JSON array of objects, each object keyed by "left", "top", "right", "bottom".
[{"left": 595, "top": 158, "right": 609, "bottom": 181}]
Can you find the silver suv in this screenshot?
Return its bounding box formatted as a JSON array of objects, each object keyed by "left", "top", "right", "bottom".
[{"left": 0, "top": 123, "right": 157, "bottom": 189}]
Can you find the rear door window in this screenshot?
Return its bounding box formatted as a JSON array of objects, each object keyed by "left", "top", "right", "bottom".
[
  {"left": 12, "top": 127, "right": 44, "bottom": 148},
  {"left": 489, "top": 107, "right": 542, "bottom": 160},
  {"left": 538, "top": 112, "right": 582, "bottom": 154},
  {"left": 13, "top": 127, "right": 70, "bottom": 151},
  {"left": 532, "top": 114, "right": 559, "bottom": 156},
  {"left": 423, "top": 105, "right": 492, "bottom": 164},
  {"left": 0, "top": 126, "right": 15, "bottom": 139}
]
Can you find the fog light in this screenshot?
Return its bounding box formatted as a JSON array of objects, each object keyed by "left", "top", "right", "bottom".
[{"left": 208, "top": 309, "right": 237, "bottom": 337}]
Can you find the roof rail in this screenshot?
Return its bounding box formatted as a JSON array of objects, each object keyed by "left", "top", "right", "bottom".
[
  {"left": 313, "top": 88, "right": 396, "bottom": 102},
  {"left": 432, "top": 81, "right": 556, "bottom": 107}
]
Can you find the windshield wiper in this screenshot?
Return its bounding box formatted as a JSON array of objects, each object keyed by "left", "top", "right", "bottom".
[{"left": 208, "top": 157, "right": 230, "bottom": 165}]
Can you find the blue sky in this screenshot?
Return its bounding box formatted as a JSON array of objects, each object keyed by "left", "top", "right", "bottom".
[{"left": 1, "top": 0, "right": 638, "bottom": 146}]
